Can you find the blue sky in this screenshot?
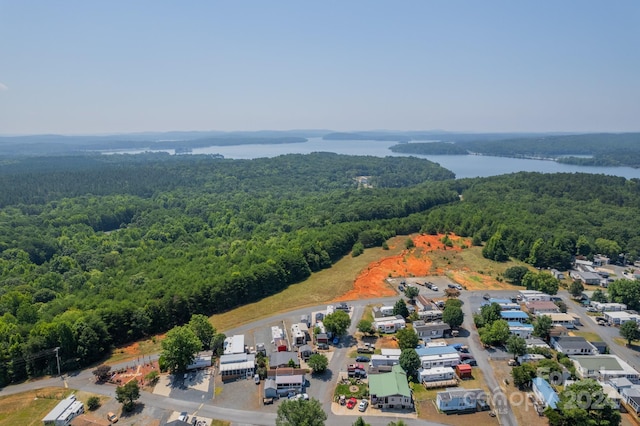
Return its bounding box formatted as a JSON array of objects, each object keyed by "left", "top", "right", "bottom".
[{"left": 1, "top": 1, "right": 639, "bottom": 134}]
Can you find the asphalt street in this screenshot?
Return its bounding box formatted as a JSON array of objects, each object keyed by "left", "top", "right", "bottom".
[{"left": 5, "top": 285, "right": 634, "bottom": 426}]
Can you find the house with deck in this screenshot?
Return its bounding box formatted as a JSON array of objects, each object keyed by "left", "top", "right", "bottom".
[
  {"left": 508, "top": 321, "right": 534, "bottom": 338},
  {"left": 413, "top": 321, "right": 450, "bottom": 339},
  {"left": 571, "top": 355, "right": 640, "bottom": 381},
  {"left": 374, "top": 315, "right": 406, "bottom": 333},
  {"left": 369, "top": 364, "right": 413, "bottom": 409},
  {"left": 500, "top": 310, "right": 529, "bottom": 323},
  {"left": 436, "top": 388, "right": 487, "bottom": 413},
  {"left": 532, "top": 377, "right": 559, "bottom": 410}
]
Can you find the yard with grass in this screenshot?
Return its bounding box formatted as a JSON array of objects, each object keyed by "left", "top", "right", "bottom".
[
  {"left": 210, "top": 235, "right": 410, "bottom": 332},
  {"left": 489, "top": 359, "right": 543, "bottom": 426},
  {"left": 571, "top": 330, "right": 604, "bottom": 342},
  {"left": 334, "top": 379, "right": 369, "bottom": 400},
  {"left": 410, "top": 365, "right": 499, "bottom": 426},
  {"left": 0, "top": 387, "right": 74, "bottom": 426},
  {"left": 411, "top": 380, "right": 499, "bottom": 426}
]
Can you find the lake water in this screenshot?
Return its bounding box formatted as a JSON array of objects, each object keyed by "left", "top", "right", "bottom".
[{"left": 105, "top": 137, "right": 640, "bottom": 180}]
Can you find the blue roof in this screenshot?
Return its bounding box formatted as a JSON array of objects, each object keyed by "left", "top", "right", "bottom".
[
  {"left": 532, "top": 377, "right": 559, "bottom": 409},
  {"left": 501, "top": 311, "right": 529, "bottom": 319},
  {"left": 415, "top": 346, "right": 458, "bottom": 357},
  {"left": 489, "top": 298, "right": 512, "bottom": 305},
  {"left": 508, "top": 321, "right": 533, "bottom": 328}
]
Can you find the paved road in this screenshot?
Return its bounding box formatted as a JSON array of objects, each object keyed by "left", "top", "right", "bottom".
[
  {"left": 460, "top": 290, "right": 519, "bottom": 426},
  {"left": 0, "top": 297, "right": 451, "bottom": 426},
  {"left": 560, "top": 289, "right": 640, "bottom": 372}
]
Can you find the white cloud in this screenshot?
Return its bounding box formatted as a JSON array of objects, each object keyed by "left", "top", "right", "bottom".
[{"left": 0, "top": 82, "right": 7, "bottom": 91}]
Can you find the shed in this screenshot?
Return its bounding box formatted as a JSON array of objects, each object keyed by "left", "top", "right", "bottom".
[
  {"left": 456, "top": 363, "right": 472, "bottom": 379},
  {"left": 264, "top": 378, "right": 278, "bottom": 398},
  {"left": 274, "top": 338, "right": 288, "bottom": 352},
  {"left": 298, "top": 344, "right": 312, "bottom": 360},
  {"left": 316, "top": 333, "right": 329, "bottom": 344}
]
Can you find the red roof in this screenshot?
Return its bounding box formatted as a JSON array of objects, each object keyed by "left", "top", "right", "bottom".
[{"left": 456, "top": 363, "right": 472, "bottom": 373}]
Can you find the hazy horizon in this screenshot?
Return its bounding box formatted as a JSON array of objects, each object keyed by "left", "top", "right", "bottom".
[{"left": 1, "top": 1, "right": 639, "bottom": 135}]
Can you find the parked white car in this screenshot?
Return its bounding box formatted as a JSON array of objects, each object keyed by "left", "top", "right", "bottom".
[{"left": 358, "top": 399, "right": 369, "bottom": 412}]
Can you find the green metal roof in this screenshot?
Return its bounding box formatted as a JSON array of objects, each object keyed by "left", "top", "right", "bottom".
[
  {"left": 571, "top": 356, "right": 622, "bottom": 371},
  {"left": 368, "top": 364, "right": 411, "bottom": 398}
]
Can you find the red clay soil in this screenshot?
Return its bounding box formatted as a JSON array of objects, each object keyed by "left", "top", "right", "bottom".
[
  {"left": 334, "top": 234, "right": 469, "bottom": 301},
  {"left": 110, "top": 360, "right": 160, "bottom": 387}
]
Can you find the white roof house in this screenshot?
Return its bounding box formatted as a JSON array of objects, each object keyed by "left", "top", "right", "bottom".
[
  {"left": 223, "top": 334, "right": 245, "bottom": 355},
  {"left": 519, "top": 290, "right": 551, "bottom": 302},
  {"left": 42, "top": 394, "right": 84, "bottom": 426},
  {"left": 539, "top": 312, "right": 577, "bottom": 328},
  {"left": 603, "top": 311, "right": 640, "bottom": 325},
  {"left": 571, "top": 355, "right": 640, "bottom": 381},
  {"left": 419, "top": 352, "right": 461, "bottom": 369},
  {"left": 591, "top": 302, "right": 627, "bottom": 312},
  {"left": 370, "top": 353, "right": 400, "bottom": 367},
  {"left": 419, "top": 366, "right": 456, "bottom": 382},
  {"left": 271, "top": 326, "right": 284, "bottom": 341},
  {"left": 374, "top": 315, "right": 406, "bottom": 333}
]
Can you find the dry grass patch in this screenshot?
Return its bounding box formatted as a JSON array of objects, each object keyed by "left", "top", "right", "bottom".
[
  {"left": 107, "top": 335, "right": 164, "bottom": 364},
  {"left": 211, "top": 236, "right": 409, "bottom": 332},
  {"left": 489, "top": 360, "right": 542, "bottom": 426},
  {"left": 571, "top": 330, "right": 604, "bottom": 342},
  {"left": 0, "top": 387, "right": 72, "bottom": 426}
]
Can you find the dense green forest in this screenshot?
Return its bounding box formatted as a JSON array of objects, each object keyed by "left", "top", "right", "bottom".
[
  {"left": 388, "top": 133, "right": 640, "bottom": 168},
  {"left": 0, "top": 153, "right": 456, "bottom": 385},
  {"left": 389, "top": 142, "right": 468, "bottom": 155},
  {"left": 426, "top": 172, "right": 640, "bottom": 268},
  {"left": 3, "top": 151, "right": 640, "bottom": 387}
]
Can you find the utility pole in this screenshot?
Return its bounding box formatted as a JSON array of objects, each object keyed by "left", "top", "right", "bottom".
[{"left": 54, "top": 347, "right": 61, "bottom": 377}]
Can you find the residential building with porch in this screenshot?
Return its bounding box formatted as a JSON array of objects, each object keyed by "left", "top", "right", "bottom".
[
  {"left": 369, "top": 364, "right": 413, "bottom": 409},
  {"left": 551, "top": 336, "right": 598, "bottom": 355},
  {"left": 413, "top": 321, "right": 450, "bottom": 339},
  {"left": 532, "top": 377, "right": 559, "bottom": 410},
  {"left": 508, "top": 322, "right": 533, "bottom": 338},
  {"left": 570, "top": 355, "right": 640, "bottom": 381},
  {"left": 436, "top": 388, "right": 486, "bottom": 413},
  {"left": 525, "top": 301, "right": 561, "bottom": 315}
]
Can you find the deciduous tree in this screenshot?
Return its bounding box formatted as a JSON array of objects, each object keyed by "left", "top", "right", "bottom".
[
  {"left": 506, "top": 335, "right": 527, "bottom": 360},
  {"left": 404, "top": 286, "right": 419, "bottom": 302},
  {"left": 399, "top": 349, "right": 420, "bottom": 380},
  {"left": 357, "top": 319, "right": 374, "bottom": 335},
  {"left": 504, "top": 266, "right": 529, "bottom": 286},
  {"left": 160, "top": 325, "right": 202, "bottom": 373},
  {"left": 533, "top": 314, "right": 553, "bottom": 341},
  {"left": 276, "top": 398, "right": 327, "bottom": 426},
  {"left": 569, "top": 281, "right": 585, "bottom": 298},
  {"left": 442, "top": 305, "right": 464, "bottom": 329},
  {"left": 115, "top": 379, "right": 140, "bottom": 412},
  {"left": 307, "top": 353, "right": 329, "bottom": 373},
  {"left": 396, "top": 328, "right": 419, "bottom": 350},
  {"left": 323, "top": 310, "right": 351, "bottom": 336},
  {"left": 392, "top": 299, "right": 409, "bottom": 318},
  {"left": 621, "top": 320, "right": 640, "bottom": 346},
  {"left": 188, "top": 314, "right": 216, "bottom": 350}
]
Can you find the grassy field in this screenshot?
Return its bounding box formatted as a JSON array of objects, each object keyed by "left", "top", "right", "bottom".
[
  {"left": 210, "top": 236, "right": 407, "bottom": 332},
  {"left": 432, "top": 246, "right": 526, "bottom": 279},
  {"left": 571, "top": 330, "right": 604, "bottom": 342},
  {"left": 0, "top": 387, "right": 72, "bottom": 426}
]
